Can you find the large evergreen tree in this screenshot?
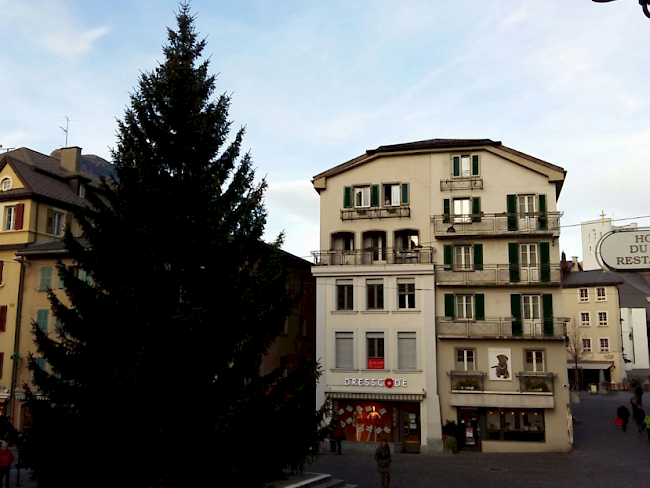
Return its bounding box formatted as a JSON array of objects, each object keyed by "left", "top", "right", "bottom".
[{"left": 22, "top": 4, "right": 329, "bottom": 487}]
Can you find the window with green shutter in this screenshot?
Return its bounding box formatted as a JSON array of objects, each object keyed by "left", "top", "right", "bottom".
[
  {"left": 511, "top": 294, "right": 522, "bottom": 335},
  {"left": 39, "top": 266, "right": 53, "bottom": 291},
  {"left": 36, "top": 309, "right": 49, "bottom": 333},
  {"left": 444, "top": 294, "right": 455, "bottom": 318},
  {"left": 471, "top": 154, "right": 480, "bottom": 176},
  {"left": 471, "top": 197, "right": 481, "bottom": 223},
  {"left": 475, "top": 294, "right": 485, "bottom": 320},
  {"left": 538, "top": 194, "right": 548, "bottom": 230},
  {"left": 370, "top": 184, "right": 379, "bottom": 207},
  {"left": 508, "top": 243, "right": 520, "bottom": 282},
  {"left": 343, "top": 187, "right": 352, "bottom": 208},
  {"left": 443, "top": 245, "right": 453, "bottom": 270},
  {"left": 542, "top": 294, "right": 554, "bottom": 335},
  {"left": 473, "top": 244, "right": 483, "bottom": 271},
  {"left": 401, "top": 183, "right": 409, "bottom": 205},
  {"left": 507, "top": 195, "right": 517, "bottom": 231},
  {"left": 443, "top": 199, "right": 451, "bottom": 223},
  {"left": 540, "top": 242, "right": 551, "bottom": 282}
]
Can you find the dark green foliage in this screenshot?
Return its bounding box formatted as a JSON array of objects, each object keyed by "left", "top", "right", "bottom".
[{"left": 22, "top": 3, "right": 328, "bottom": 487}]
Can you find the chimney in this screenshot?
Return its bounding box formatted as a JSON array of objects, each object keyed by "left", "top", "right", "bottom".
[
  {"left": 571, "top": 256, "right": 580, "bottom": 272},
  {"left": 59, "top": 146, "right": 82, "bottom": 173}
]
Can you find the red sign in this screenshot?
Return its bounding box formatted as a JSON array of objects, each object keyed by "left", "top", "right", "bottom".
[{"left": 367, "top": 358, "right": 384, "bottom": 369}]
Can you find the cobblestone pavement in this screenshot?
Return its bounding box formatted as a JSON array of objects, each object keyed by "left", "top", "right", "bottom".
[{"left": 307, "top": 391, "right": 650, "bottom": 488}]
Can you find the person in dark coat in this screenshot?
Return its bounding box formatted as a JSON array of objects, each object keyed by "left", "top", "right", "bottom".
[
  {"left": 374, "top": 439, "right": 391, "bottom": 488},
  {"left": 333, "top": 423, "right": 345, "bottom": 455},
  {"left": 634, "top": 407, "right": 646, "bottom": 435},
  {"left": 617, "top": 403, "right": 631, "bottom": 432},
  {"left": 0, "top": 442, "right": 13, "bottom": 488}
]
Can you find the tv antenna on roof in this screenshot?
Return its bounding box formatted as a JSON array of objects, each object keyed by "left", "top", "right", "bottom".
[{"left": 60, "top": 116, "right": 70, "bottom": 147}]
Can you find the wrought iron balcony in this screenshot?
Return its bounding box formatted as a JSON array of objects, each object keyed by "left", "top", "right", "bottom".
[
  {"left": 517, "top": 372, "right": 555, "bottom": 393},
  {"left": 432, "top": 211, "right": 562, "bottom": 238},
  {"left": 449, "top": 371, "right": 486, "bottom": 392},
  {"left": 440, "top": 177, "right": 483, "bottom": 191},
  {"left": 437, "top": 317, "right": 567, "bottom": 340},
  {"left": 436, "top": 264, "right": 561, "bottom": 286},
  {"left": 341, "top": 206, "right": 410, "bottom": 221},
  {"left": 312, "top": 247, "right": 434, "bottom": 266}
]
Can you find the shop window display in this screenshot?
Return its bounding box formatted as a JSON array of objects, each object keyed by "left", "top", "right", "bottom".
[
  {"left": 486, "top": 408, "right": 545, "bottom": 442},
  {"left": 334, "top": 401, "right": 396, "bottom": 443}
]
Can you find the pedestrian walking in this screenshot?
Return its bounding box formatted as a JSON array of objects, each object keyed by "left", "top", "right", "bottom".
[
  {"left": 644, "top": 411, "right": 650, "bottom": 442},
  {"left": 333, "top": 422, "right": 345, "bottom": 455},
  {"left": 0, "top": 442, "right": 13, "bottom": 488},
  {"left": 617, "top": 403, "right": 631, "bottom": 432},
  {"left": 329, "top": 419, "right": 337, "bottom": 453},
  {"left": 634, "top": 407, "right": 645, "bottom": 436},
  {"left": 374, "top": 439, "right": 391, "bottom": 488}
]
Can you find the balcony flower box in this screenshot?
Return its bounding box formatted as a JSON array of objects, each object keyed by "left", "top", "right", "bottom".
[{"left": 455, "top": 378, "right": 480, "bottom": 391}]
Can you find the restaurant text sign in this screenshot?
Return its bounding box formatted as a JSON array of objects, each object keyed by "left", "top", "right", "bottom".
[{"left": 599, "top": 230, "right": 650, "bottom": 271}]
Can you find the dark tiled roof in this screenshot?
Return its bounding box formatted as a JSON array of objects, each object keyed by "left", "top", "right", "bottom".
[
  {"left": 367, "top": 138, "right": 501, "bottom": 155},
  {"left": 16, "top": 237, "right": 89, "bottom": 256},
  {"left": 562, "top": 270, "right": 625, "bottom": 287}
]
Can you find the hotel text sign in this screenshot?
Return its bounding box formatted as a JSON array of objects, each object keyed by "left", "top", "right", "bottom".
[{"left": 599, "top": 230, "right": 650, "bottom": 271}]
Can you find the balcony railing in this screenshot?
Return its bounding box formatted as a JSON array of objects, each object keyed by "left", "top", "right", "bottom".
[
  {"left": 341, "top": 206, "right": 410, "bottom": 220},
  {"left": 436, "top": 264, "right": 561, "bottom": 286},
  {"left": 432, "top": 211, "right": 562, "bottom": 238},
  {"left": 449, "top": 371, "right": 486, "bottom": 392},
  {"left": 517, "top": 372, "right": 555, "bottom": 393},
  {"left": 440, "top": 177, "right": 483, "bottom": 191},
  {"left": 312, "top": 247, "right": 434, "bottom": 266},
  {"left": 437, "top": 317, "right": 567, "bottom": 339}
]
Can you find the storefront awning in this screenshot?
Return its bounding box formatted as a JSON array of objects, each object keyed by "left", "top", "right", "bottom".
[
  {"left": 328, "top": 392, "right": 425, "bottom": 401},
  {"left": 568, "top": 362, "right": 613, "bottom": 370}
]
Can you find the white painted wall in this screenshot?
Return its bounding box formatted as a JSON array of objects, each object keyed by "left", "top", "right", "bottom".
[{"left": 622, "top": 307, "right": 650, "bottom": 370}]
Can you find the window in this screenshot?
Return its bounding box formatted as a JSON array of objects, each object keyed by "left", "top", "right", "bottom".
[
  {"left": 580, "top": 312, "right": 590, "bottom": 327},
  {"left": 582, "top": 338, "right": 592, "bottom": 352},
  {"left": 398, "top": 332, "right": 417, "bottom": 370},
  {"left": 598, "top": 312, "right": 608, "bottom": 327},
  {"left": 336, "top": 280, "right": 353, "bottom": 310},
  {"left": 579, "top": 288, "right": 589, "bottom": 303},
  {"left": 39, "top": 266, "right": 53, "bottom": 291},
  {"left": 4, "top": 206, "right": 15, "bottom": 231},
  {"left": 456, "top": 348, "right": 475, "bottom": 371},
  {"left": 47, "top": 209, "right": 66, "bottom": 236},
  {"left": 0, "top": 178, "right": 11, "bottom": 191},
  {"left": 453, "top": 198, "right": 471, "bottom": 223},
  {"left": 78, "top": 183, "right": 86, "bottom": 198},
  {"left": 354, "top": 186, "right": 370, "bottom": 208},
  {"left": 366, "top": 279, "right": 384, "bottom": 310},
  {"left": 596, "top": 287, "right": 606, "bottom": 302},
  {"left": 454, "top": 245, "right": 472, "bottom": 269},
  {"left": 383, "top": 184, "right": 400, "bottom": 206},
  {"left": 487, "top": 409, "right": 545, "bottom": 442},
  {"left": 335, "top": 332, "right": 354, "bottom": 369},
  {"left": 518, "top": 194, "right": 536, "bottom": 215},
  {"left": 525, "top": 350, "right": 545, "bottom": 372},
  {"left": 33, "top": 357, "right": 46, "bottom": 371},
  {"left": 452, "top": 154, "right": 479, "bottom": 177},
  {"left": 397, "top": 279, "right": 416, "bottom": 309},
  {"left": 455, "top": 295, "right": 474, "bottom": 319},
  {"left": 599, "top": 337, "right": 610, "bottom": 352},
  {"left": 366, "top": 332, "right": 385, "bottom": 369},
  {"left": 36, "top": 309, "right": 49, "bottom": 333},
  {"left": 520, "top": 244, "right": 538, "bottom": 266}
]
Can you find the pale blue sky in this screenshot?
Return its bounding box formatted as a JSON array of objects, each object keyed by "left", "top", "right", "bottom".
[{"left": 1, "top": 0, "right": 649, "bottom": 261}]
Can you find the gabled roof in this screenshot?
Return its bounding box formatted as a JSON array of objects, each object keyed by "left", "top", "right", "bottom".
[
  {"left": 0, "top": 148, "right": 101, "bottom": 208},
  {"left": 312, "top": 138, "right": 566, "bottom": 197},
  {"left": 562, "top": 269, "right": 625, "bottom": 287}
]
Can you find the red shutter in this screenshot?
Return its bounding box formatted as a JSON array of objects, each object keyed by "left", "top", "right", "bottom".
[
  {"left": 0, "top": 306, "right": 7, "bottom": 332},
  {"left": 15, "top": 203, "right": 24, "bottom": 230},
  {"left": 0, "top": 353, "right": 3, "bottom": 379},
  {"left": 0, "top": 261, "right": 3, "bottom": 284}
]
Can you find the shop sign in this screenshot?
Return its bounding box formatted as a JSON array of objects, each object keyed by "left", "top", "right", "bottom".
[
  {"left": 367, "top": 358, "right": 384, "bottom": 369},
  {"left": 598, "top": 229, "right": 650, "bottom": 271},
  {"left": 344, "top": 377, "right": 408, "bottom": 388}
]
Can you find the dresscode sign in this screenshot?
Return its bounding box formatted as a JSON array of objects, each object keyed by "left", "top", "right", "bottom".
[{"left": 344, "top": 377, "right": 408, "bottom": 388}]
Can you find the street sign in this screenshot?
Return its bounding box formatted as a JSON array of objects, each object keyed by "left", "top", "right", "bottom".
[{"left": 597, "top": 228, "right": 650, "bottom": 272}]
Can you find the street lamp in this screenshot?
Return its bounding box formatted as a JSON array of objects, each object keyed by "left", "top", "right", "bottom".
[{"left": 592, "top": 0, "right": 650, "bottom": 19}]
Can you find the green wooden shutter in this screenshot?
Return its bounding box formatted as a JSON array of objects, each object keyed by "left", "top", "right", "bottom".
[
  {"left": 473, "top": 244, "right": 483, "bottom": 271},
  {"left": 401, "top": 183, "right": 409, "bottom": 205},
  {"left": 507, "top": 194, "right": 517, "bottom": 231},
  {"left": 444, "top": 294, "right": 455, "bottom": 318},
  {"left": 443, "top": 199, "right": 451, "bottom": 223},
  {"left": 444, "top": 245, "right": 453, "bottom": 270},
  {"left": 472, "top": 197, "right": 481, "bottom": 222},
  {"left": 540, "top": 242, "right": 551, "bottom": 283},
  {"left": 343, "top": 187, "right": 351, "bottom": 208},
  {"left": 508, "top": 243, "right": 520, "bottom": 282},
  {"left": 472, "top": 155, "right": 479, "bottom": 176},
  {"left": 370, "top": 185, "right": 379, "bottom": 207},
  {"left": 511, "top": 294, "right": 522, "bottom": 335},
  {"left": 475, "top": 294, "right": 485, "bottom": 320},
  {"left": 39, "top": 266, "right": 53, "bottom": 291},
  {"left": 453, "top": 156, "right": 460, "bottom": 177},
  {"left": 538, "top": 194, "right": 548, "bottom": 230},
  {"left": 36, "top": 309, "right": 49, "bottom": 333},
  {"left": 543, "top": 294, "right": 554, "bottom": 335}
]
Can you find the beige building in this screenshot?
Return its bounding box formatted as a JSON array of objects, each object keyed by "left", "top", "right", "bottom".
[
  {"left": 312, "top": 138, "right": 572, "bottom": 454},
  {"left": 562, "top": 265, "right": 626, "bottom": 388}
]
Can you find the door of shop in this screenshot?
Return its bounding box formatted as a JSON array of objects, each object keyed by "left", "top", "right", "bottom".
[
  {"left": 399, "top": 403, "right": 421, "bottom": 453},
  {"left": 457, "top": 407, "right": 484, "bottom": 451}
]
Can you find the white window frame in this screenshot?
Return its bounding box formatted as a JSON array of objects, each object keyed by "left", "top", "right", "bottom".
[
  {"left": 598, "top": 311, "right": 608, "bottom": 327},
  {"left": 336, "top": 279, "right": 354, "bottom": 311},
  {"left": 596, "top": 287, "right": 606, "bottom": 302},
  {"left": 396, "top": 331, "right": 418, "bottom": 371},
  {"left": 383, "top": 183, "right": 400, "bottom": 207},
  {"left": 354, "top": 186, "right": 370, "bottom": 208},
  {"left": 1, "top": 177, "right": 12, "bottom": 191},
  {"left": 3, "top": 205, "right": 15, "bottom": 231},
  {"left": 366, "top": 332, "right": 386, "bottom": 370},
  {"left": 599, "top": 337, "right": 610, "bottom": 353},
  {"left": 453, "top": 198, "right": 471, "bottom": 223},
  {"left": 334, "top": 331, "right": 355, "bottom": 370},
  {"left": 78, "top": 183, "right": 86, "bottom": 198},
  {"left": 455, "top": 294, "right": 474, "bottom": 319},
  {"left": 50, "top": 209, "right": 65, "bottom": 236},
  {"left": 580, "top": 312, "right": 591, "bottom": 327},
  {"left": 454, "top": 245, "right": 472, "bottom": 269},
  {"left": 579, "top": 288, "right": 589, "bottom": 303},
  {"left": 397, "top": 278, "right": 416, "bottom": 310},
  {"left": 525, "top": 350, "right": 545, "bottom": 372},
  {"left": 520, "top": 243, "right": 538, "bottom": 266},
  {"left": 582, "top": 338, "right": 592, "bottom": 353},
  {"left": 455, "top": 348, "right": 476, "bottom": 371}
]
